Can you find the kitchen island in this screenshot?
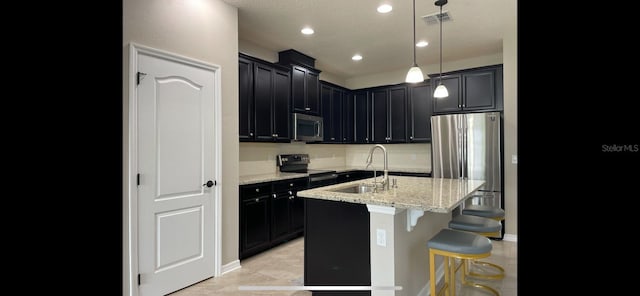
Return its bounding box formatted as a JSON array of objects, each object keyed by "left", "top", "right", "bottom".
[{"left": 297, "top": 176, "right": 485, "bottom": 296}]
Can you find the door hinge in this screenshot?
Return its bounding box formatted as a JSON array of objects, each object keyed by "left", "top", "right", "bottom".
[
  {"left": 138, "top": 273, "right": 141, "bottom": 285},
  {"left": 137, "top": 72, "right": 147, "bottom": 85},
  {"left": 137, "top": 173, "right": 140, "bottom": 186}
]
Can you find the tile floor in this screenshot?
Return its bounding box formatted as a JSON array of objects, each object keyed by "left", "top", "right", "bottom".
[{"left": 170, "top": 237, "right": 517, "bottom": 296}]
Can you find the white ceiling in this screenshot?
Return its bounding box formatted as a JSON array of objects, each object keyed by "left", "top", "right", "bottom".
[{"left": 223, "top": 0, "right": 515, "bottom": 80}]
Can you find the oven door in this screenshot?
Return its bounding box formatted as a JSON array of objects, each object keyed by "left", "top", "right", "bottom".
[{"left": 308, "top": 172, "right": 338, "bottom": 189}]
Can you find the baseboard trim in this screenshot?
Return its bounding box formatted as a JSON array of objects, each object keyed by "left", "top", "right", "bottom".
[
  {"left": 417, "top": 261, "right": 445, "bottom": 296},
  {"left": 221, "top": 260, "right": 241, "bottom": 275},
  {"left": 503, "top": 234, "right": 517, "bottom": 242}
]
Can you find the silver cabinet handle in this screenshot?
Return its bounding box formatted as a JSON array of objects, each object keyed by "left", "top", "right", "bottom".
[
  {"left": 289, "top": 183, "right": 294, "bottom": 187},
  {"left": 272, "top": 194, "right": 277, "bottom": 198},
  {"left": 410, "top": 136, "right": 413, "bottom": 140},
  {"left": 331, "top": 137, "right": 335, "bottom": 140},
  {"left": 288, "top": 191, "right": 293, "bottom": 195},
  {"left": 255, "top": 198, "right": 259, "bottom": 202},
  {"left": 255, "top": 188, "right": 260, "bottom": 192},
  {"left": 305, "top": 107, "right": 311, "bottom": 110},
  {"left": 249, "top": 132, "right": 253, "bottom": 136}
]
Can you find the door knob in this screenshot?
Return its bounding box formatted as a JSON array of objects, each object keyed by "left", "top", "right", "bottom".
[{"left": 203, "top": 180, "right": 215, "bottom": 187}]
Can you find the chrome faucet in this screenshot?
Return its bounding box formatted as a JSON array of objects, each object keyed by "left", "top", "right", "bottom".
[{"left": 365, "top": 144, "right": 389, "bottom": 190}]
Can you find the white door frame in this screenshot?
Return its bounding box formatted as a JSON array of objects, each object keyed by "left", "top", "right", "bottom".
[{"left": 125, "top": 42, "right": 222, "bottom": 296}]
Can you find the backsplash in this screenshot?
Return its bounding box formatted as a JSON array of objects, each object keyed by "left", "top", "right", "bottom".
[
  {"left": 239, "top": 142, "right": 346, "bottom": 175},
  {"left": 345, "top": 144, "right": 431, "bottom": 172},
  {"left": 239, "top": 142, "right": 431, "bottom": 176}
]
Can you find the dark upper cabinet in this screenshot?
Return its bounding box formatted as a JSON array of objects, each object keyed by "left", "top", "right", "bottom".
[
  {"left": 240, "top": 54, "right": 291, "bottom": 142},
  {"left": 342, "top": 91, "right": 354, "bottom": 143},
  {"left": 353, "top": 91, "right": 370, "bottom": 143},
  {"left": 239, "top": 56, "right": 254, "bottom": 140},
  {"left": 408, "top": 82, "right": 433, "bottom": 142},
  {"left": 272, "top": 69, "right": 291, "bottom": 141},
  {"left": 320, "top": 81, "right": 348, "bottom": 143},
  {"left": 431, "top": 65, "right": 503, "bottom": 114},
  {"left": 279, "top": 49, "right": 321, "bottom": 116},
  {"left": 371, "top": 85, "right": 408, "bottom": 143},
  {"left": 290, "top": 65, "right": 321, "bottom": 115}
]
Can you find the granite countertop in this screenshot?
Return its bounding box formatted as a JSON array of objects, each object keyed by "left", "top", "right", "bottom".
[
  {"left": 240, "top": 167, "right": 431, "bottom": 185},
  {"left": 297, "top": 176, "right": 485, "bottom": 213},
  {"left": 328, "top": 166, "right": 431, "bottom": 174},
  {"left": 239, "top": 172, "right": 309, "bottom": 185}
]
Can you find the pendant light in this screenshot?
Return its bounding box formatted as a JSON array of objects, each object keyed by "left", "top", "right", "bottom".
[
  {"left": 433, "top": 0, "right": 449, "bottom": 98},
  {"left": 405, "top": 0, "right": 424, "bottom": 83}
]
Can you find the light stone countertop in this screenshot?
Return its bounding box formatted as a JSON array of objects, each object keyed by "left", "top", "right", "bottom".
[
  {"left": 297, "top": 176, "right": 485, "bottom": 213},
  {"left": 239, "top": 172, "right": 309, "bottom": 185},
  {"left": 239, "top": 167, "right": 431, "bottom": 185}
]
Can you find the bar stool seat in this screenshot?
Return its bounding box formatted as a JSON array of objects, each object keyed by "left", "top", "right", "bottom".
[
  {"left": 449, "top": 215, "right": 505, "bottom": 281},
  {"left": 462, "top": 205, "right": 505, "bottom": 221},
  {"left": 427, "top": 228, "right": 498, "bottom": 296}
]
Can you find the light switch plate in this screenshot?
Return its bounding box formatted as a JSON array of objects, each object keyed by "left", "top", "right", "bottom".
[
  {"left": 511, "top": 155, "right": 518, "bottom": 164},
  {"left": 376, "top": 229, "right": 386, "bottom": 247}
]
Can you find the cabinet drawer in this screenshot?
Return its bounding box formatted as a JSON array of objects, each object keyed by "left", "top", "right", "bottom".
[
  {"left": 240, "top": 183, "right": 272, "bottom": 200},
  {"left": 273, "top": 178, "right": 308, "bottom": 192}
]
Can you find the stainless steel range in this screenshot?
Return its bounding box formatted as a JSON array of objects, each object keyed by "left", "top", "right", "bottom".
[{"left": 277, "top": 154, "right": 337, "bottom": 188}]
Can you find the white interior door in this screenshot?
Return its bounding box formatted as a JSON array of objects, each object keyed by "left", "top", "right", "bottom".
[{"left": 137, "top": 50, "right": 216, "bottom": 296}]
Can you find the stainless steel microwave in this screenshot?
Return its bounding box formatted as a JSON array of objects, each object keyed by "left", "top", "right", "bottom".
[{"left": 292, "top": 113, "right": 323, "bottom": 142}]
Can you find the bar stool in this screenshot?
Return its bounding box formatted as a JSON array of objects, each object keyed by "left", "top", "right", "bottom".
[
  {"left": 449, "top": 215, "right": 505, "bottom": 280},
  {"left": 462, "top": 205, "right": 505, "bottom": 221},
  {"left": 427, "top": 228, "right": 498, "bottom": 296}
]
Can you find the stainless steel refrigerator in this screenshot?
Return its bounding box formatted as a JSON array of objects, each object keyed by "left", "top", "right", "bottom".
[{"left": 431, "top": 111, "right": 503, "bottom": 236}]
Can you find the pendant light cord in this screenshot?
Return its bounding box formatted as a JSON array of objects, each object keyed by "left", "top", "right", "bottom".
[
  {"left": 439, "top": 3, "right": 443, "bottom": 84},
  {"left": 412, "top": 0, "right": 417, "bottom": 67}
]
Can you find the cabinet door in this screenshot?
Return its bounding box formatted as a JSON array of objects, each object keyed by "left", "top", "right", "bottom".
[
  {"left": 306, "top": 70, "right": 320, "bottom": 115},
  {"left": 463, "top": 70, "right": 496, "bottom": 110},
  {"left": 408, "top": 82, "right": 432, "bottom": 142},
  {"left": 291, "top": 66, "right": 306, "bottom": 113},
  {"left": 253, "top": 63, "right": 274, "bottom": 141},
  {"left": 239, "top": 57, "right": 254, "bottom": 140},
  {"left": 272, "top": 69, "right": 291, "bottom": 141},
  {"left": 289, "top": 192, "right": 304, "bottom": 233},
  {"left": 371, "top": 89, "right": 388, "bottom": 143},
  {"left": 432, "top": 75, "right": 461, "bottom": 113},
  {"left": 271, "top": 192, "right": 290, "bottom": 242},
  {"left": 342, "top": 91, "right": 354, "bottom": 143},
  {"left": 353, "top": 91, "right": 370, "bottom": 143},
  {"left": 330, "top": 88, "right": 343, "bottom": 142},
  {"left": 320, "top": 84, "right": 333, "bottom": 142},
  {"left": 241, "top": 195, "right": 270, "bottom": 256},
  {"left": 388, "top": 86, "right": 407, "bottom": 142}
]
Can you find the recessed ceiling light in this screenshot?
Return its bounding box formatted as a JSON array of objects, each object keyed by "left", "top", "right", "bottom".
[
  {"left": 352, "top": 54, "right": 363, "bottom": 61},
  {"left": 377, "top": 4, "right": 393, "bottom": 13},
  {"left": 416, "top": 41, "right": 429, "bottom": 47},
  {"left": 301, "top": 27, "right": 314, "bottom": 35}
]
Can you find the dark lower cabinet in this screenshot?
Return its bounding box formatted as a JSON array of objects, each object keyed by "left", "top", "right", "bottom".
[
  {"left": 240, "top": 178, "right": 307, "bottom": 260},
  {"left": 304, "top": 198, "right": 371, "bottom": 296},
  {"left": 240, "top": 184, "right": 271, "bottom": 258}
]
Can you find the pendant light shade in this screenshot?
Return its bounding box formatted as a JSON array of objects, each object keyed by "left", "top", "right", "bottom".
[
  {"left": 406, "top": 66, "right": 425, "bottom": 83},
  {"left": 434, "top": 0, "right": 449, "bottom": 98},
  {"left": 405, "top": 0, "right": 424, "bottom": 83},
  {"left": 434, "top": 83, "right": 449, "bottom": 98}
]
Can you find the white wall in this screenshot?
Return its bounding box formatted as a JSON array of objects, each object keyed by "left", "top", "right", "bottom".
[
  {"left": 502, "top": 1, "right": 517, "bottom": 237},
  {"left": 123, "top": 0, "right": 239, "bottom": 295},
  {"left": 344, "top": 53, "right": 503, "bottom": 90}
]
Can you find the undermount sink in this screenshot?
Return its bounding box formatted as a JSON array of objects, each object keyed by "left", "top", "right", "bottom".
[{"left": 330, "top": 183, "right": 377, "bottom": 194}]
